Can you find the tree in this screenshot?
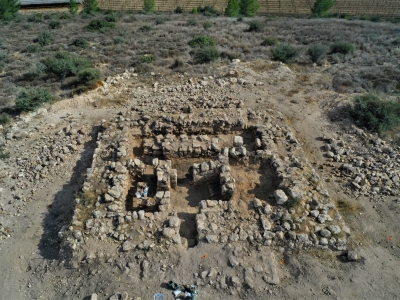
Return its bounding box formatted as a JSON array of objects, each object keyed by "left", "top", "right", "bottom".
[
  {"left": 0, "top": 0, "right": 20, "bottom": 20},
  {"left": 225, "top": 0, "right": 239, "bottom": 17},
  {"left": 82, "top": 0, "right": 98, "bottom": 14},
  {"left": 69, "top": 0, "right": 79, "bottom": 15},
  {"left": 311, "top": 0, "right": 335, "bottom": 17},
  {"left": 143, "top": 0, "right": 155, "bottom": 14},
  {"left": 239, "top": 0, "right": 259, "bottom": 17}
]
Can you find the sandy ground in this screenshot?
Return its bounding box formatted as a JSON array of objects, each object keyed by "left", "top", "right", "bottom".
[{"left": 1, "top": 60, "right": 400, "bottom": 300}]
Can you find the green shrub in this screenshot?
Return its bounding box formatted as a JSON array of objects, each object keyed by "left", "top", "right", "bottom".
[
  {"left": 330, "top": 41, "right": 354, "bottom": 54},
  {"left": 0, "top": 50, "right": 6, "bottom": 61},
  {"left": 42, "top": 51, "right": 92, "bottom": 78},
  {"left": 189, "top": 35, "right": 216, "bottom": 47},
  {"left": 261, "top": 36, "right": 278, "bottom": 46},
  {"left": 15, "top": 87, "right": 54, "bottom": 112},
  {"left": 105, "top": 13, "right": 117, "bottom": 22},
  {"left": 69, "top": 0, "right": 79, "bottom": 15},
  {"left": 191, "top": 7, "right": 198, "bottom": 14},
  {"left": 187, "top": 18, "right": 198, "bottom": 26},
  {"left": 0, "top": 112, "right": 10, "bottom": 124},
  {"left": 237, "top": 16, "right": 243, "bottom": 22},
  {"left": 143, "top": 0, "right": 155, "bottom": 14},
  {"left": 140, "top": 54, "right": 153, "bottom": 63},
  {"left": 225, "top": 0, "right": 239, "bottom": 17},
  {"left": 138, "top": 24, "right": 153, "bottom": 31},
  {"left": 350, "top": 93, "right": 400, "bottom": 133},
  {"left": 175, "top": 6, "right": 183, "bottom": 13},
  {"left": 0, "top": 147, "right": 10, "bottom": 160},
  {"left": 0, "top": 0, "right": 20, "bottom": 20},
  {"left": 22, "top": 23, "right": 31, "bottom": 30},
  {"left": 391, "top": 38, "right": 400, "bottom": 46},
  {"left": 28, "top": 13, "right": 43, "bottom": 22},
  {"left": 155, "top": 17, "right": 165, "bottom": 25},
  {"left": 197, "top": 5, "right": 220, "bottom": 17},
  {"left": 370, "top": 15, "right": 381, "bottom": 22},
  {"left": 49, "top": 20, "right": 61, "bottom": 29},
  {"left": 270, "top": 43, "right": 299, "bottom": 63},
  {"left": 78, "top": 68, "right": 100, "bottom": 83},
  {"left": 37, "top": 31, "right": 52, "bottom": 46},
  {"left": 307, "top": 43, "right": 327, "bottom": 63},
  {"left": 71, "top": 37, "right": 89, "bottom": 48},
  {"left": 311, "top": 0, "right": 335, "bottom": 17},
  {"left": 83, "top": 0, "right": 98, "bottom": 14},
  {"left": 239, "top": 0, "right": 259, "bottom": 17},
  {"left": 113, "top": 36, "right": 125, "bottom": 44},
  {"left": 59, "top": 12, "right": 71, "bottom": 19},
  {"left": 26, "top": 44, "right": 39, "bottom": 53},
  {"left": 194, "top": 46, "right": 219, "bottom": 63},
  {"left": 28, "top": 61, "right": 47, "bottom": 79},
  {"left": 246, "top": 20, "right": 264, "bottom": 32},
  {"left": 203, "top": 21, "right": 212, "bottom": 29},
  {"left": 85, "top": 19, "right": 114, "bottom": 31}
]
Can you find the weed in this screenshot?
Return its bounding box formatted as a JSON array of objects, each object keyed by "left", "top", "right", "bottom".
[
  {"left": 187, "top": 18, "right": 198, "bottom": 26},
  {"left": 15, "top": 87, "right": 54, "bottom": 112},
  {"left": 0, "top": 112, "right": 10, "bottom": 124},
  {"left": 197, "top": 5, "right": 220, "bottom": 17},
  {"left": 105, "top": 13, "right": 117, "bottom": 22},
  {"left": 59, "top": 12, "right": 71, "bottom": 19},
  {"left": 138, "top": 24, "right": 153, "bottom": 31},
  {"left": 140, "top": 54, "right": 153, "bottom": 63},
  {"left": 26, "top": 44, "right": 39, "bottom": 53},
  {"left": 155, "top": 17, "right": 165, "bottom": 25},
  {"left": 350, "top": 92, "right": 400, "bottom": 133},
  {"left": 171, "top": 58, "right": 184, "bottom": 69},
  {"left": 37, "top": 31, "right": 52, "bottom": 46},
  {"left": 307, "top": 43, "right": 327, "bottom": 63},
  {"left": 188, "top": 35, "right": 216, "bottom": 47},
  {"left": 370, "top": 15, "right": 381, "bottom": 22},
  {"left": 85, "top": 19, "right": 115, "bottom": 31},
  {"left": 261, "top": 36, "right": 278, "bottom": 46},
  {"left": 49, "top": 20, "right": 61, "bottom": 29},
  {"left": 246, "top": 20, "right": 264, "bottom": 32},
  {"left": 0, "top": 147, "right": 10, "bottom": 160},
  {"left": 271, "top": 43, "right": 299, "bottom": 63},
  {"left": 78, "top": 68, "right": 101, "bottom": 83},
  {"left": 237, "top": 17, "right": 243, "bottom": 22},
  {"left": 113, "top": 36, "right": 125, "bottom": 44},
  {"left": 330, "top": 41, "right": 354, "bottom": 54},
  {"left": 28, "top": 61, "right": 47, "bottom": 79},
  {"left": 203, "top": 21, "right": 212, "bottom": 29},
  {"left": 22, "top": 23, "right": 31, "bottom": 30},
  {"left": 193, "top": 46, "right": 219, "bottom": 63},
  {"left": 28, "top": 13, "right": 43, "bottom": 22},
  {"left": 71, "top": 37, "right": 89, "bottom": 48},
  {"left": 336, "top": 199, "right": 362, "bottom": 215}
]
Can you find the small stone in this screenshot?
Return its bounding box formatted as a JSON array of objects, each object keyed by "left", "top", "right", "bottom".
[{"left": 274, "top": 189, "right": 288, "bottom": 205}]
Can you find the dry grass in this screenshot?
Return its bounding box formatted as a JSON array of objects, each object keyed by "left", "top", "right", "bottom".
[
  {"left": 0, "top": 13, "right": 399, "bottom": 110},
  {"left": 336, "top": 198, "right": 363, "bottom": 215}
]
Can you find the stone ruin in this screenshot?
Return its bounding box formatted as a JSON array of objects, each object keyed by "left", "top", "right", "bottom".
[{"left": 59, "top": 105, "right": 350, "bottom": 265}]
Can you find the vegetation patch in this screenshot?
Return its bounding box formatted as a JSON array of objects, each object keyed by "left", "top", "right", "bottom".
[
  {"left": 188, "top": 35, "right": 216, "bottom": 47},
  {"left": 307, "top": 43, "right": 328, "bottom": 63},
  {"left": 330, "top": 41, "right": 354, "bottom": 55},
  {"left": 193, "top": 46, "right": 219, "bottom": 64},
  {"left": 42, "top": 52, "right": 92, "bottom": 79},
  {"left": 270, "top": 43, "right": 299, "bottom": 63},
  {"left": 197, "top": 5, "right": 220, "bottom": 17},
  {"left": 71, "top": 38, "right": 89, "bottom": 48},
  {"left": 261, "top": 36, "right": 278, "bottom": 46},
  {"left": 37, "top": 31, "right": 52, "bottom": 46},
  {"left": 350, "top": 93, "right": 400, "bottom": 133},
  {"left": 312, "top": 0, "right": 335, "bottom": 17},
  {"left": 246, "top": 20, "right": 264, "bottom": 32},
  {"left": 15, "top": 87, "right": 54, "bottom": 112},
  {"left": 85, "top": 19, "right": 115, "bottom": 31}
]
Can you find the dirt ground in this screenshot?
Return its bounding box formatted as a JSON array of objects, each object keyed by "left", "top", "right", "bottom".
[{"left": 1, "top": 40, "right": 400, "bottom": 300}]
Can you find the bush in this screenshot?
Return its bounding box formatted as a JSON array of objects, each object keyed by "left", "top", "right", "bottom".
[
  {"left": 270, "top": 43, "right": 299, "bottom": 63},
  {"left": 28, "top": 61, "right": 47, "bottom": 79},
  {"left": 113, "top": 36, "right": 124, "bottom": 44},
  {"left": 143, "top": 0, "right": 155, "bottom": 14},
  {"left": 28, "top": 13, "right": 43, "bottom": 22},
  {"left": 330, "top": 41, "right": 354, "bottom": 54},
  {"left": 197, "top": 5, "right": 220, "bottom": 17},
  {"left": 175, "top": 6, "right": 183, "bottom": 13},
  {"left": 37, "top": 31, "right": 52, "bottom": 46},
  {"left": 203, "top": 21, "right": 212, "bottom": 29},
  {"left": 261, "top": 36, "right": 278, "bottom": 46},
  {"left": 311, "top": 0, "right": 335, "bottom": 17},
  {"left": 138, "top": 24, "right": 153, "bottom": 31},
  {"left": 239, "top": 0, "right": 259, "bottom": 17},
  {"left": 350, "top": 93, "right": 400, "bottom": 133},
  {"left": 59, "top": 12, "right": 71, "bottom": 19},
  {"left": 225, "top": 0, "right": 239, "bottom": 17},
  {"left": 15, "top": 87, "right": 54, "bottom": 112},
  {"left": 0, "top": 0, "right": 19, "bottom": 20},
  {"left": 26, "top": 44, "right": 39, "bottom": 53},
  {"left": 140, "top": 54, "right": 153, "bottom": 63},
  {"left": 0, "top": 112, "right": 10, "bottom": 124},
  {"left": 189, "top": 35, "right": 216, "bottom": 47},
  {"left": 191, "top": 7, "right": 198, "bottom": 14},
  {"left": 370, "top": 15, "right": 381, "bottom": 22},
  {"left": 69, "top": 0, "right": 79, "bottom": 15},
  {"left": 246, "top": 20, "right": 264, "bottom": 32},
  {"left": 187, "top": 18, "right": 198, "bottom": 26},
  {"left": 194, "top": 46, "right": 219, "bottom": 63},
  {"left": 307, "top": 43, "right": 327, "bottom": 63},
  {"left": 0, "top": 147, "right": 10, "bottom": 160},
  {"left": 42, "top": 51, "right": 92, "bottom": 78},
  {"left": 83, "top": 0, "right": 98, "bottom": 14},
  {"left": 85, "top": 19, "right": 114, "bottom": 31},
  {"left": 71, "top": 37, "right": 89, "bottom": 48},
  {"left": 105, "top": 13, "right": 117, "bottom": 22},
  {"left": 78, "top": 68, "right": 100, "bottom": 83},
  {"left": 49, "top": 20, "right": 61, "bottom": 29}
]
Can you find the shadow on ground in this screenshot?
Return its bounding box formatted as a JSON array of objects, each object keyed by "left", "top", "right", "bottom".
[{"left": 38, "top": 126, "right": 100, "bottom": 260}]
